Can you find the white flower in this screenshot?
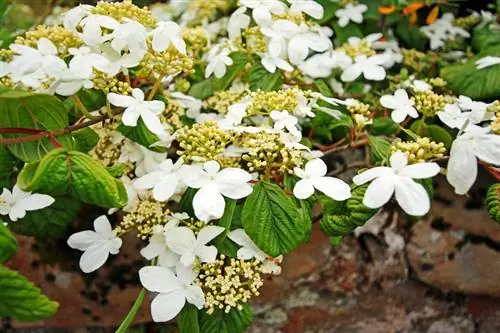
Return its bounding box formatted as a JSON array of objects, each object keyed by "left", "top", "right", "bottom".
[
  {"left": 228, "top": 228, "right": 282, "bottom": 275},
  {"left": 151, "top": 21, "right": 186, "bottom": 54},
  {"left": 289, "top": 0, "right": 324, "bottom": 19},
  {"left": 109, "top": 175, "right": 141, "bottom": 215},
  {"left": 119, "top": 141, "right": 166, "bottom": 177},
  {"left": 134, "top": 158, "right": 184, "bottom": 202},
  {"left": 270, "top": 110, "right": 301, "bottom": 139},
  {"left": 341, "top": 54, "right": 388, "bottom": 82},
  {"left": 140, "top": 220, "right": 183, "bottom": 267},
  {"left": 79, "top": 14, "right": 120, "bottom": 46},
  {"left": 62, "top": 4, "right": 93, "bottom": 33},
  {"left": 205, "top": 48, "right": 233, "bottom": 78},
  {"left": 293, "top": 93, "right": 316, "bottom": 118},
  {"left": 166, "top": 225, "right": 225, "bottom": 266},
  {"left": 240, "top": 0, "right": 286, "bottom": 26},
  {"left": 261, "top": 39, "right": 293, "bottom": 73},
  {"left": 0, "top": 185, "right": 55, "bottom": 222},
  {"left": 293, "top": 159, "right": 351, "bottom": 201},
  {"left": 299, "top": 51, "right": 352, "bottom": 78},
  {"left": 420, "top": 13, "right": 469, "bottom": 50},
  {"left": 476, "top": 56, "right": 500, "bottom": 69},
  {"left": 105, "top": 20, "right": 148, "bottom": 56},
  {"left": 51, "top": 58, "right": 95, "bottom": 96},
  {"left": 335, "top": 3, "right": 367, "bottom": 27},
  {"left": 108, "top": 88, "right": 166, "bottom": 136},
  {"left": 180, "top": 161, "right": 253, "bottom": 222},
  {"left": 68, "top": 46, "right": 109, "bottom": 78},
  {"left": 95, "top": 43, "right": 144, "bottom": 77},
  {"left": 139, "top": 265, "right": 204, "bottom": 322},
  {"left": 380, "top": 89, "right": 419, "bottom": 123},
  {"left": 410, "top": 79, "right": 432, "bottom": 92},
  {"left": 67, "top": 215, "right": 122, "bottom": 273},
  {"left": 446, "top": 128, "right": 500, "bottom": 195},
  {"left": 353, "top": 152, "right": 440, "bottom": 216},
  {"left": 170, "top": 92, "right": 202, "bottom": 119},
  {"left": 228, "top": 7, "right": 250, "bottom": 40},
  {"left": 437, "top": 103, "right": 469, "bottom": 129},
  {"left": 456, "top": 95, "right": 492, "bottom": 123}
]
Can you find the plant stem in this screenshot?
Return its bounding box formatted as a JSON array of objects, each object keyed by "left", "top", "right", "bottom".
[
  {"left": 0, "top": 109, "right": 124, "bottom": 145},
  {"left": 72, "top": 95, "right": 98, "bottom": 120},
  {"left": 148, "top": 80, "right": 163, "bottom": 100},
  {"left": 115, "top": 288, "right": 146, "bottom": 333}
]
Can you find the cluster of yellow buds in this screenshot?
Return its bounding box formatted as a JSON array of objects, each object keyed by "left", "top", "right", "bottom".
[
  {"left": 182, "top": 27, "right": 210, "bottom": 55},
  {"left": 92, "top": 71, "right": 132, "bottom": 95},
  {"left": 195, "top": 255, "right": 264, "bottom": 315},
  {"left": 176, "top": 121, "right": 235, "bottom": 163},
  {"left": 234, "top": 27, "right": 268, "bottom": 53},
  {"left": 411, "top": 91, "right": 454, "bottom": 117},
  {"left": 391, "top": 137, "right": 446, "bottom": 164},
  {"left": 187, "top": 0, "right": 232, "bottom": 23},
  {"left": 402, "top": 49, "right": 434, "bottom": 73},
  {"left": 139, "top": 41, "right": 194, "bottom": 80},
  {"left": 347, "top": 101, "right": 372, "bottom": 129},
  {"left": 428, "top": 77, "right": 447, "bottom": 88},
  {"left": 205, "top": 91, "right": 246, "bottom": 114},
  {"left": 454, "top": 14, "right": 481, "bottom": 30},
  {"left": 174, "top": 78, "right": 191, "bottom": 94},
  {"left": 246, "top": 88, "right": 301, "bottom": 116},
  {"left": 272, "top": 12, "right": 306, "bottom": 25},
  {"left": 238, "top": 132, "right": 303, "bottom": 175},
  {"left": 0, "top": 50, "right": 13, "bottom": 87},
  {"left": 89, "top": 123, "right": 126, "bottom": 167},
  {"left": 91, "top": 0, "right": 157, "bottom": 28},
  {"left": 489, "top": 101, "right": 500, "bottom": 134},
  {"left": 119, "top": 199, "right": 171, "bottom": 239},
  {"left": 339, "top": 41, "right": 376, "bottom": 58},
  {"left": 15, "top": 25, "right": 82, "bottom": 55},
  {"left": 159, "top": 99, "right": 184, "bottom": 130}
]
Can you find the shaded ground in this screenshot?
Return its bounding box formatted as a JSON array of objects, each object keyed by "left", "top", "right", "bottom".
[{"left": 3, "top": 174, "right": 500, "bottom": 333}]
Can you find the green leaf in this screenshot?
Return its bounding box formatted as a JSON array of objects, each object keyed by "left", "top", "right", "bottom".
[
  {"left": 199, "top": 305, "right": 253, "bottom": 333},
  {"left": 17, "top": 149, "right": 127, "bottom": 209},
  {"left": 178, "top": 304, "right": 200, "bottom": 333},
  {"left": 0, "top": 144, "right": 16, "bottom": 188},
  {"left": 332, "top": 22, "right": 363, "bottom": 44},
  {"left": 472, "top": 27, "right": 500, "bottom": 52},
  {"left": 395, "top": 17, "right": 427, "bottom": 50},
  {"left": 107, "top": 164, "right": 126, "bottom": 178},
  {"left": 178, "top": 187, "right": 197, "bottom": 217},
  {"left": 214, "top": 199, "right": 236, "bottom": 249},
  {"left": 487, "top": 183, "right": 500, "bottom": 223},
  {"left": 441, "top": 45, "right": 500, "bottom": 101},
  {"left": 0, "top": 223, "right": 17, "bottom": 263},
  {"left": 0, "top": 266, "right": 58, "bottom": 321},
  {"left": 0, "top": 89, "right": 73, "bottom": 162},
  {"left": 315, "top": 79, "right": 334, "bottom": 97},
  {"left": 8, "top": 196, "right": 81, "bottom": 238},
  {"left": 330, "top": 114, "right": 354, "bottom": 130},
  {"left": 189, "top": 52, "right": 250, "bottom": 99},
  {"left": 73, "top": 128, "right": 99, "bottom": 153},
  {"left": 241, "top": 181, "right": 306, "bottom": 257},
  {"left": 369, "top": 136, "right": 392, "bottom": 164},
  {"left": 346, "top": 185, "right": 379, "bottom": 225},
  {"left": 118, "top": 119, "right": 166, "bottom": 153},
  {"left": 64, "top": 90, "right": 106, "bottom": 118},
  {"left": 313, "top": 0, "right": 339, "bottom": 24},
  {"left": 370, "top": 117, "right": 399, "bottom": 136},
  {"left": 248, "top": 62, "right": 282, "bottom": 91},
  {"left": 410, "top": 121, "right": 453, "bottom": 150}
]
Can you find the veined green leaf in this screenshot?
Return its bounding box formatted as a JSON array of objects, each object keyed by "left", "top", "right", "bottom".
[
  {"left": 118, "top": 119, "right": 166, "bottom": 153},
  {"left": 73, "top": 127, "right": 99, "bottom": 153},
  {"left": 0, "top": 222, "right": 17, "bottom": 263},
  {"left": 0, "top": 266, "right": 58, "bottom": 321},
  {"left": 248, "top": 62, "right": 282, "bottom": 91},
  {"left": 0, "top": 89, "right": 73, "bottom": 162},
  {"left": 241, "top": 181, "right": 306, "bottom": 257},
  {"left": 178, "top": 304, "right": 200, "bottom": 333},
  {"left": 369, "top": 136, "right": 392, "bottom": 164},
  {"left": 199, "top": 305, "right": 253, "bottom": 333},
  {"left": 486, "top": 183, "right": 500, "bottom": 224},
  {"left": 17, "top": 149, "right": 127, "bottom": 208}
]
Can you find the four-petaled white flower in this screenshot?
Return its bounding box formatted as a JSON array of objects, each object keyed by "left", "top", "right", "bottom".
[
  {"left": 341, "top": 54, "right": 388, "bottom": 82},
  {"left": 446, "top": 127, "right": 500, "bottom": 195},
  {"left": 228, "top": 7, "right": 250, "bottom": 40},
  {"left": 134, "top": 158, "right": 184, "bottom": 202},
  {"left": 289, "top": 0, "right": 324, "bottom": 19},
  {"left": 380, "top": 89, "right": 419, "bottom": 123},
  {"left": 335, "top": 3, "right": 367, "bottom": 27},
  {"left": 228, "top": 228, "right": 282, "bottom": 275},
  {"left": 205, "top": 48, "right": 233, "bottom": 78},
  {"left": 0, "top": 185, "right": 55, "bottom": 222},
  {"left": 108, "top": 88, "right": 166, "bottom": 136},
  {"left": 240, "top": 0, "right": 286, "bottom": 26},
  {"left": 293, "top": 159, "right": 352, "bottom": 201},
  {"left": 270, "top": 110, "right": 301, "bottom": 139},
  {"left": 353, "top": 152, "right": 440, "bottom": 216},
  {"left": 181, "top": 161, "right": 252, "bottom": 222},
  {"left": 476, "top": 56, "right": 500, "bottom": 70},
  {"left": 151, "top": 21, "right": 186, "bottom": 54},
  {"left": 140, "top": 219, "right": 183, "bottom": 267},
  {"left": 166, "top": 225, "right": 225, "bottom": 266},
  {"left": 170, "top": 92, "right": 203, "bottom": 119},
  {"left": 67, "top": 215, "right": 122, "bottom": 273},
  {"left": 139, "top": 265, "right": 204, "bottom": 322}
]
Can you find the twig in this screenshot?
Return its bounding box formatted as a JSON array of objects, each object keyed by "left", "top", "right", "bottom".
[
  {"left": 322, "top": 138, "right": 370, "bottom": 156},
  {"left": 327, "top": 161, "right": 369, "bottom": 177}
]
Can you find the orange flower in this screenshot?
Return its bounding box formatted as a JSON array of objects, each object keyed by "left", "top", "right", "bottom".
[
  {"left": 402, "top": 2, "right": 425, "bottom": 16},
  {"left": 378, "top": 5, "right": 396, "bottom": 15},
  {"left": 426, "top": 6, "right": 440, "bottom": 24}
]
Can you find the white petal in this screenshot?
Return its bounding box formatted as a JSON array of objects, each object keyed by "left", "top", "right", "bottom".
[
  {"left": 196, "top": 245, "right": 218, "bottom": 263},
  {"left": 399, "top": 163, "right": 440, "bottom": 179},
  {"left": 352, "top": 167, "right": 392, "bottom": 185},
  {"left": 304, "top": 159, "right": 327, "bottom": 177},
  {"left": 108, "top": 93, "right": 135, "bottom": 107},
  {"left": 293, "top": 179, "right": 315, "bottom": 199},
  {"left": 475, "top": 134, "right": 500, "bottom": 165},
  {"left": 261, "top": 57, "right": 277, "bottom": 73},
  {"left": 150, "top": 291, "right": 186, "bottom": 322},
  {"left": 93, "top": 215, "right": 112, "bottom": 234},
  {"left": 19, "top": 193, "right": 55, "bottom": 211},
  {"left": 228, "top": 229, "right": 256, "bottom": 248},
  {"left": 140, "top": 234, "right": 166, "bottom": 260},
  {"left": 166, "top": 227, "right": 197, "bottom": 257},
  {"left": 79, "top": 242, "right": 110, "bottom": 273},
  {"left": 153, "top": 176, "right": 179, "bottom": 202},
  {"left": 341, "top": 65, "right": 362, "bottom": 82},
  {"left": 67, "top": 231, "right": 99, "bottom": 251},
  {"left": 312, "top": 177, "right": 352, "bottom": 201},
  {"left": 288, "top": 38, "right": 309, "bottom": 65},
  {"left": 141, "top": 111, "right": 165, "bottom": 136},
  {"left": 363, "top": 65, "right": 385, "bottom": 81},
  {"left": 394, "top": 177, "right": 431, "bottom": 216},
  {"left": 216, "top": 169, "right": 252, "bottom": 199},
  {"left": 133, "top": 171, "right": 163, "bottom": 190},
  {"left": 193, "top": 184, "right": 225, "bottom": 222},
  {"left": 390, "top": 151, "right": 408, "bottom": 171},
  {"left": 390, "top": 108, "right": 408, "bottom": 124},
  {"left": 185, "top": 285, "right": 205, "bottom": 309},
  {"left": 203, "top": 160, "right": 220, "bottom": 174},
  {"left": 362, "top": 175, "right": 395, "bottom": 209},
  {"left": 139, "top": 266, "right": 183, "bottom": 293},
  {"left": 380, "top": 95, "right": 399, "bottom": 110},
  {"left": 446, "top": 141, "right": 477, "bottom": 195},
  {"left": 179, "top": 165, "right": 209, "bottom": 188}
]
